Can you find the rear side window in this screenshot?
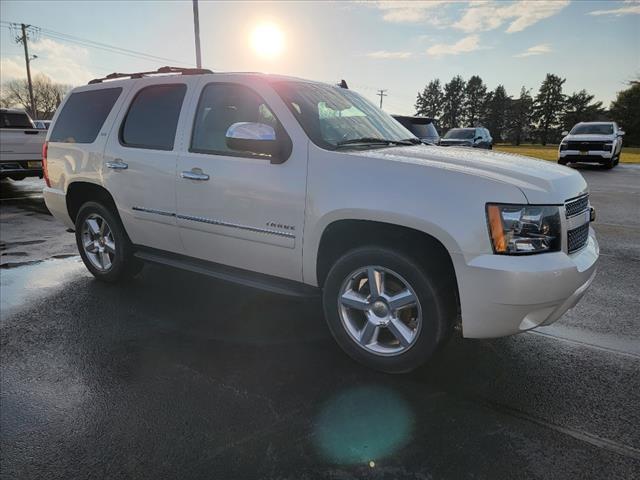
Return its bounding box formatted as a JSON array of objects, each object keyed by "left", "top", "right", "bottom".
[
  {"left": 1, "top": 112, "right": 33, "bottom": 129},
  {"left": 120, "top": 84, "right": 186, "bottom": 150},
  {"left": 49, "top": 88, "right": 122, "bottom": 143}
]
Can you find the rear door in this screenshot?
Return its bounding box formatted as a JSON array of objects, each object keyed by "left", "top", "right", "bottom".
[{"left": 103, "top": 78, "right": 192, "bottom": 254}]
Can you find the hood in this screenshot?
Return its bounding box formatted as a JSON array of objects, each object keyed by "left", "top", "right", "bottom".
[
  {"left": 563, "top": 133, "right": 615, "bottom": 142},
  {"left": 350, "top": 145, "right": 587, "bottom": 204}
]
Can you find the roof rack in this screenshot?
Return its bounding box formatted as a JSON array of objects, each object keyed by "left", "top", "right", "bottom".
[{"left": 88, "top": 66, "right": 213, "bottom": 84}]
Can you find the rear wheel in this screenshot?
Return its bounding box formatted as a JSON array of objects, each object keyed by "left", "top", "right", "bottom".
[
  {"left": 322, "top": 246, "right": 454, "bottom": 373},
  {"left": 75, "top": 202, "right": 143, "bottom": 282}
]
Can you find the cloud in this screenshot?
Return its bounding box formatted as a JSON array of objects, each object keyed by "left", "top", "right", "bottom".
[
  {"left": 366, "top": 50, "right": 412, "bottom": 59},
  {"left": 0, "top": 38, "right": 96, "bottom": 86},
  {"left": 514, "top": 43, "right": 552, "bottom": 57},
  {"left": 454, "top": 0, "right": 570, "bottom": 33},
  {"left": 370, "top": 1, "right": 450, "bottom": 25},
  {"left": 426, "top": 35, "right": 483, "bottom": 57},
  {"left": 589, "top": 0, "right": 640, "bottom": 16}
]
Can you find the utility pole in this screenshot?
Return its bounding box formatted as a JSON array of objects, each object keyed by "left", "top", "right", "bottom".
[
  {"left": 192, "top": 0, "right": 202, "bottom": 68},
  {"left": 18, "top": 24, "right": 36, "bottom": 118},
  {"left": 377, "top": 89, "right": 387, "bottom": 109}
]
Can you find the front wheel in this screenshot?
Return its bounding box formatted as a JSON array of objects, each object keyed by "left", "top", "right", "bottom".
[
  {"left": 322, "top": 246, "right": 455, "bottom": 373},
  {"left": 75, "top": 201, "right": 143, "bottom": 282}
]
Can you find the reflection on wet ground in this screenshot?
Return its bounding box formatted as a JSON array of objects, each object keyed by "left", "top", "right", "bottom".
[{"left": 2, "top": 259, "right": 639, "bottom": 479}]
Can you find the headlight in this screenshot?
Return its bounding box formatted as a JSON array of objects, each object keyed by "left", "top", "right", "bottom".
[
  {"left": 560, "top": 142, "right": 568, "bottom": 151},
  {"left": 603, "top": 143, "right": 613, "bottom": 151},
  {"left": 486, "top": 204, "right": 561, "bottom": 255}
]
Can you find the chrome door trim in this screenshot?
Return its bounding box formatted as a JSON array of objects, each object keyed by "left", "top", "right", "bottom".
[
  {"left": 132, "top": 206, "right": 175, "bottom": 217},
  {"left": 177, "top": 213, "right": 295, "bottom": 238},
  {"left": 131, "top": 207, "right": 295, "bottom": 239}
]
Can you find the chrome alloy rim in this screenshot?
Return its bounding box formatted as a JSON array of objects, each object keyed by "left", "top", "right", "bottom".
[
  {"left": 338, "top": 266, "right": 422, "bottom": 356},
  {"left": 81, "top": 213, "right": 116, "bottom": 272}
]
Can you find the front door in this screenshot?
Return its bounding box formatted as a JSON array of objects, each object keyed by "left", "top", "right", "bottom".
[{"left": 175, "top": 80, "right": 307, "bottom": 282}]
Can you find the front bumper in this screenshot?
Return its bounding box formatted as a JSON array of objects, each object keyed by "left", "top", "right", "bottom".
[
  {"left": 559, "top": 150, "right": 612, "bottom": 162},
  {"left": 455, "top": 227, "right": 599, "bottom": 338}
]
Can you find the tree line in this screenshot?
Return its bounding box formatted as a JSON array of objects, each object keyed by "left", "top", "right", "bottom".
[
  {"left": 415, "top": 74, "right": 639, "bottom": 146},
  {"left": 0, "top": 74, "right": 72, "bottom": 121}
]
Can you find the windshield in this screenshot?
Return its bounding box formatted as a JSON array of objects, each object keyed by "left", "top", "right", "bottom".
[
  {"left": 570, "top": 123, "right": 613, "bottom": 135},
  {"left": 272, "top": 81, "right": 416, "bottom": 149},
  {"left": 444, "top": 128, "right": 475, "bottom": 139}
]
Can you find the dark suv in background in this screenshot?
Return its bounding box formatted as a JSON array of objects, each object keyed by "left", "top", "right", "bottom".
[
  {"left": 393, "top": 115, "right": 440, "bottom": 145},
  {"left": 441, "top": 127, "right": 493, "bottom": 149}
]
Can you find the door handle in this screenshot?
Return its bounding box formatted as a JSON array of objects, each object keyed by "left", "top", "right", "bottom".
[
  {"left": 106, "top": 160, "right": 128, "bottom": 170},
  {"left": 181, "top": 170, "right": 210, "bottom": 181}
]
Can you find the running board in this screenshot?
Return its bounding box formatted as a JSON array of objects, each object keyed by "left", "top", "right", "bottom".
[{"left": 134, "top": 247, "right": 320, "bottom": 298}]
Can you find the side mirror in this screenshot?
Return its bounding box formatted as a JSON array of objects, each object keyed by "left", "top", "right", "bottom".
[
  {"left": 225, "top": 122, "right": 279, "bottom": 160},
  {"left": 561, "top": 131, "right": 569, "bottom": 136},
  {"left": 618, "top": 130, "right": 625, "bottom": 136}
]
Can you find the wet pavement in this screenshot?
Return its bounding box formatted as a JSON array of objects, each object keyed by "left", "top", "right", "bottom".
[{"left": 1, "top": 168, "right": 640, "bottom": 479}]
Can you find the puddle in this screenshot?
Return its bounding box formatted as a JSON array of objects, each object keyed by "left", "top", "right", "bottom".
[{"left": 0, "top": 256, "right": 88, "bottom": 320}]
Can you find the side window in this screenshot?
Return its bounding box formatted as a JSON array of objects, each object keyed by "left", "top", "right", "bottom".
[
  {"left": 120, "top": 84, "right": 186, "bottom": 150},
  {"left": 49, "top": 88, "right": 121, "bottom": 143},
  {"left": 1, "top": 112, "right": 33, "bottom": 129},
  {"left": 191, "top": 83, "right": 281, "bottom": 157}
]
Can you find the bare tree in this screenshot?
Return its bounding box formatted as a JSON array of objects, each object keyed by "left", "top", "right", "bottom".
[{"left": 2, "top": 74, "right": 72, "bottom": 119}]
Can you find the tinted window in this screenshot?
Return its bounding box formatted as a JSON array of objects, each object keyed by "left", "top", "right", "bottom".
[
  {"left": 407, "top": 123, "right": 439, "bottom": 139},
  {"left": 191, "top": 83, "right": 280, "bottom": 156},
  {"left": 121, "top": 84, "right": 186, "bottom": 150},
  {"left": 1, "top": 112, "right": 33, "bottom": 129},
  {"left": 50, "top": 88, "right": 121, "bottom": 143}
]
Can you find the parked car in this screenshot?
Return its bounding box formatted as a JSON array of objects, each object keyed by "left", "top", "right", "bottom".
[
  {"left": 0, "top": 108, "right": 46, "bottom": 181},
  {"left": 392, "top": 115, "right": 440, "bottom": 145},
  {"left": 34, "top": 120, "right": 52, "bottom": 130},
  {"left": 43, "top": 67, "right": 598, "bottom": 373},
  {"left": 558, "top": 122, "right": 624, "bottom": 169},
  {"left": 440, "top": 127, "right": 492, "bottom": 149}
]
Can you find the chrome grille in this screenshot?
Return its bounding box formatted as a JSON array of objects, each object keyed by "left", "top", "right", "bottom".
[
  {"left": 566, "top": 194, "right": 589, "bottom": 218},
  {"left": 568, "top": 223, "right": 589, "bottom": 253},
  {"left": 565, "top": 194, "right": 590, "bottom": 253}
]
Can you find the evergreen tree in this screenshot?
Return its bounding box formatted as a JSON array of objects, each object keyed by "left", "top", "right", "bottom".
[
  {"left": 441, "top": 75, "right": 466, "bottom": 130},
  {"left": 464, "top": 75, "right": 487, "bottom": 126},
  {"left": 561, "top": 90, "right": 605, "bottom": 132},
  {"left": 506, "top": 86, "right": 534, "bottom": 145},
  {"left": 533, "top": 74, "right": 566, "bottom": 145},
  {"left": 482, "top": 85, "right": 510, "bottom": 142},
  {"left": 609, "top": 80, "right": 640, "bottom": 146},
  {"left": 415, "top": 79, "right": 444, "bottom": 119}
]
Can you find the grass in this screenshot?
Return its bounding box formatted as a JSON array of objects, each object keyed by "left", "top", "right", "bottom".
[{"left": 494, "top": 144, "right": 640, "bottom": 164}]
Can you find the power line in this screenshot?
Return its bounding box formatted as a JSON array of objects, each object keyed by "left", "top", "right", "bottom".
[{"left": 2, "top": 20, "right": 196, "bottom": 67}]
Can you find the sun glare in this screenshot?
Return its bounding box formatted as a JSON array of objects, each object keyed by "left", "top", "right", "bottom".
[{"left": 250, "top": 23, "right": 284, "bottom": 59}]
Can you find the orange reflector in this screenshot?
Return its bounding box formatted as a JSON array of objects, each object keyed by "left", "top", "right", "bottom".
[{"left": 487, "top": 205, "right": 507, "bottom": 253}]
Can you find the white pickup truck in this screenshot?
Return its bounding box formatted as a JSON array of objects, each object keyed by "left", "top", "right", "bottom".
[
  {"left": 42, "top": 68, "right": 599, "bottom": 372},
  {"left": 0, "top": 108, "right": 46, "bottom": 181}
]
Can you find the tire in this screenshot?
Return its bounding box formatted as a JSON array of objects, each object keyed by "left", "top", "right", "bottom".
[
  {"left": 558, "top": 159, "right": 568, "bottom": 166},
  {"left": 75, "top": 201, "right": 143, "bottom": 282},
  {"left": 322, "top": 246, "right": 455, "bottom": 373},
  {"left": 603, "top": 158, "right": 614, "bottom": 169}
]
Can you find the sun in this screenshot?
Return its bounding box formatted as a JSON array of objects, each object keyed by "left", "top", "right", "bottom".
[{"left": 250, "top": 23, "right": 284, "bottom": 59}]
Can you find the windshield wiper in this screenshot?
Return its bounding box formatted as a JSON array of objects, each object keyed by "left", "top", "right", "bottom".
[{"left": 336, "top": 137, "right": 416, "bottom": 148}]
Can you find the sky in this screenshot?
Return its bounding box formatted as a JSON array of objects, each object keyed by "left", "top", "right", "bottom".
[{"left": 1, "top": 0, "right": 639, "bottom": 115}]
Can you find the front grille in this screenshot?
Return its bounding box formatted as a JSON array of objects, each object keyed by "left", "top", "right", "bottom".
[
  {"left": 567, "top": 141, "right": 606, "bottom": 151},
  {"left": 568, "top": 223, "right": 589, "bottom": 253},
  {"left": 566, "top": 194, "right": 589, "bottom": 218},
  {"left": 565, "top": 194, "right": 590, "bottom": 253}
]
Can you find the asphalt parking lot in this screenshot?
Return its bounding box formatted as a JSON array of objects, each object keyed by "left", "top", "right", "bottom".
[{"left": 1, "top": 164, "right": 639, "bottom": 479}]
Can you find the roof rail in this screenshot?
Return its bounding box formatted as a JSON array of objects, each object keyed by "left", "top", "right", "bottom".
[{"left": 88, "top": 66, "right": 213, "bottom": 84}]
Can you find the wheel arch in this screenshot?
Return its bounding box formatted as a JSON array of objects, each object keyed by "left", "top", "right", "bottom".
[{"left": 66, "top": 181, "right": 121, "bottom": 225}]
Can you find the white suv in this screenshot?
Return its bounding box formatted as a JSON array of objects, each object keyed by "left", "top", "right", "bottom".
[
  {"left": 558, "top": 122, "right": 624, "bottom": 169},
  {"left": 43, "top": 68, "right": 599, "bottom": 373}
]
